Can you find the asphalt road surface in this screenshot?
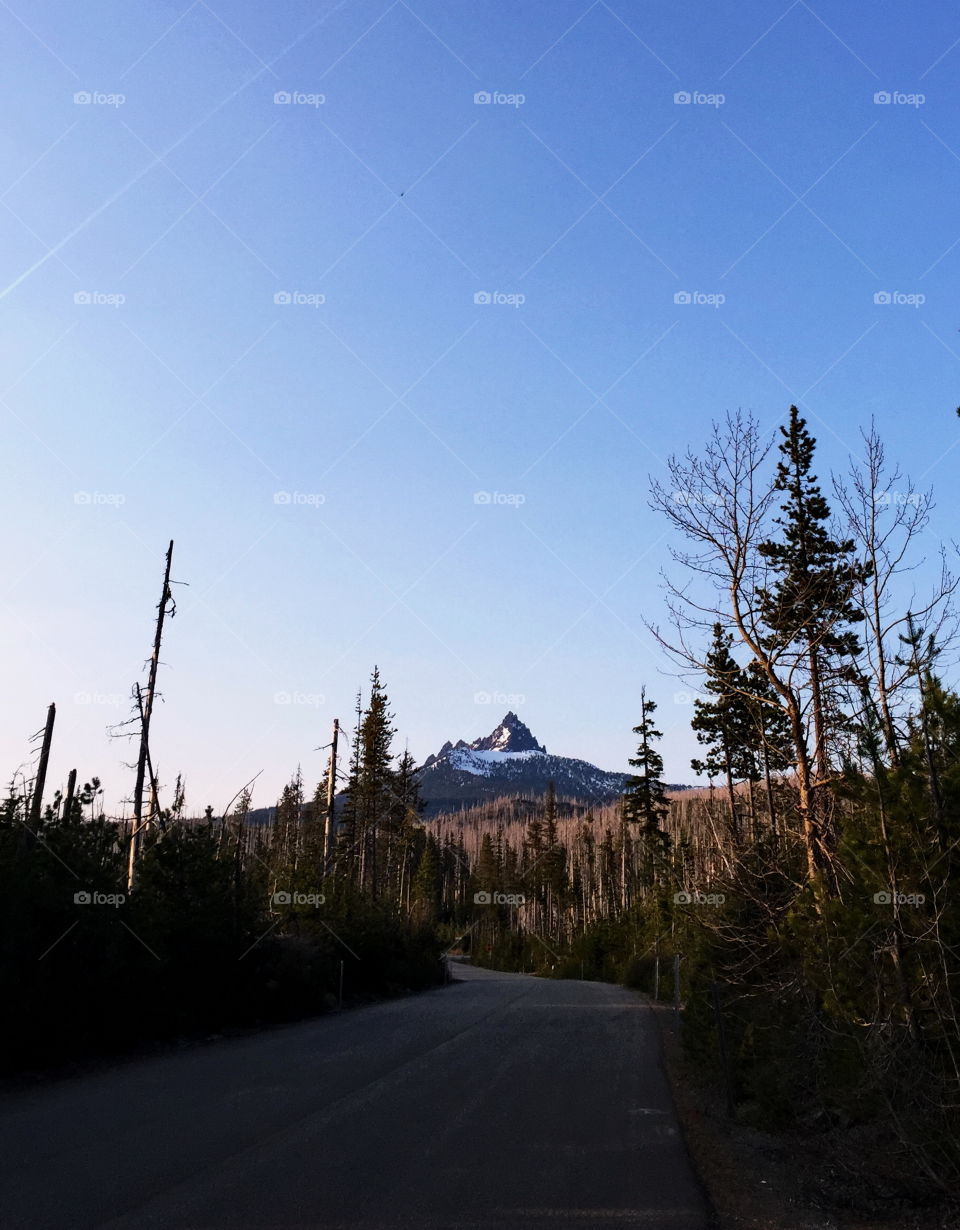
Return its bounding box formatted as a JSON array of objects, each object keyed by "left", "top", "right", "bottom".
[{"left": 0, "top": 964, "right": 711, "bottom": 1229}]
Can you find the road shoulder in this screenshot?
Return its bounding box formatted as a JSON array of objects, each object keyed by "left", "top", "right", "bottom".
[{"left": 648, "top": 1000, "right": 958, "bottom": 1230}]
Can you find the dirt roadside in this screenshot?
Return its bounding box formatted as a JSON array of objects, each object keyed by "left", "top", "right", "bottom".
[{"left": 650, "top": 1001, "right": 958, "bottom": 1230}]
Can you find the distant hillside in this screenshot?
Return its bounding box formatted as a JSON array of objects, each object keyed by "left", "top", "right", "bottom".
[
  {"left": 416, "top": 711, "right": 689, "bottom": 817},
  {"left": 240, "top": 712, "right": 691, "bottom": 823}
]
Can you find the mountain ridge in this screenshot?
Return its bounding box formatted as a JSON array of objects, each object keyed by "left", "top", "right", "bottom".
[{"left": 415, "top": 711, "right": 687, "bottom": 816}]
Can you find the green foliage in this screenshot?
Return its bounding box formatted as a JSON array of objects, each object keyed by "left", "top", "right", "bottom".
[
  {"left": 0, "top": 677, "right": 445, "bottom": 1073},
  {"left": 411, "top": 834, "right": 443, "bottom": 922},
  {"left": 757, "top": 405, "right": 868, "bottom": 659},
  {"left": 623, "top": 688, "right": 669, "bottom": 831},
  {"left": 691, "top": 624, "right": 752, "bottom": 781}
]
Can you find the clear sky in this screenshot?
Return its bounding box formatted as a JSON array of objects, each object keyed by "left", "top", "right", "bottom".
[{"left": 3, "top": 0, "right": 959, "bottom": 814}]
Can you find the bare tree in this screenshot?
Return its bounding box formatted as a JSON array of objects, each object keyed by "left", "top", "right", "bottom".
[
  {"left": 833, "top": 423, "right": 958, "bottom": 767},
  {"left": 121, "top": 540, "right": 177, "bottom": 890},
  {"left": 648, "top": 411, "right": 835, "bottom": 891}
]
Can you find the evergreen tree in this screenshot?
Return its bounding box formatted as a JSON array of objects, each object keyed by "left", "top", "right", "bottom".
[
  {"left": 623, "top": 689, "right": 670, "bottom": 830},
  {"left": 170, "top": 774, "right": 186, "bottom": 821},
  {"left": 475, "top": 831, "right": 500, "bottom": 891},
  {"left": 524, "top": 808, "right": 545, "bottom": 867},
  {"left": 690, "top": 623, "right": 752, "bottom": 840},
  {"left": 271, "top": 768, "right": 304, "bottom": 889},
  {"left": 741, "top": 659, "right": 794, "bottom": 837},
  {"left": 390, "top": 747, "right": 424, "bottom": 907},
  {"left": 339, "top": 668, "right": 397, "bottom": 898},
  {"left": 757, "top": 406, "right": 869, "bottom": 780},
  {"left": 541, "top": 782, "right": 568, "bottom": 930},
  {"left": 335, "top": 689, "right": 365, "bottom": 882},
  {"left": 411, "top": 835, "right": 443, "bottom": 923},
  {"left": 622, "top": 689, "right": 670, "bottom": 888}
]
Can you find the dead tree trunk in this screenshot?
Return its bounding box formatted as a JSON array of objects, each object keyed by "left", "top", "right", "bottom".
[
  {"left": 62, "top": 767, "right": 77, "bottom": 822},
  {"left": 324, "top": 718, "right": 339, "bottom": 862},
  {"left": 127, "top": 540, "right": 175, "bottom": 891},
  {"left": 28, "top": 703, "right": 56, "bottom": 826}
]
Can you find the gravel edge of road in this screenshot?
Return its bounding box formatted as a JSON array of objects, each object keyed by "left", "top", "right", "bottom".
[
  {"left": 647, "top": 997, "right": 959, "bottom": 1230},
  {"left": 648, "top": 998, "right": 842, "bottom": 1230}
]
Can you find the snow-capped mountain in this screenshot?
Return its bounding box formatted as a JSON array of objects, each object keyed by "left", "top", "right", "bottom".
[{"left": 417, "top": 712, "right": 630, "bottom": 814}]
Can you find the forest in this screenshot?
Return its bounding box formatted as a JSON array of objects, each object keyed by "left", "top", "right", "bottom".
[{"left": 4, "top": 406, "right": 958, "bottom": 1199}]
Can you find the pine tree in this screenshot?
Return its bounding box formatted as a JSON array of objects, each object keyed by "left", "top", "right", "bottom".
[
  {"left": 360, "top": 667, "right": 395, "bottom": 898},
  {"left": 170, "top": 774, "right": 186, "bottom": 822},
  {"left": 541, "top": 782, "right": 567, "bottom": 931},
  {"left": 622, "top": 689, "right": 670, "bottom": 889},
  {"left": 690, "top": 623, "right": 752, "bottom": 841},
  {"left": 475, "top": 832, "right": 499, "bottom": 892},
  {"left": 411, "top": 835, "right": 443, "bottom": 923},
  {"left": 339, "top": 668, "right": 397, "bottom": 898},
  {"left": 525, "top": 808, "right": 544, "bottom": 866},
  {"left": 390, "top": 747, "right": 423, "bottom": 907},
  {"left": 756, "top": 406, "right": 870, "bottom": 881},
  {"left": 757, "top": 406, "right": 868, "bottom": 780},
  {"left": 741, "top": 659, "right": 793, "bottom": 837},
  {"left": 623, "top": 689, "right": 669, "bottom": 829},
  {"left": 271, "top": 768, "right": 304, "bottom": 892},
  {"left": 335, "top": 690, "right": 365, "bottom": 884}
]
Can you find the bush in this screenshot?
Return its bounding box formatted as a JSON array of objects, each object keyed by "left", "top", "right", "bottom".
[{"left": 0, "top": 811, "right": 446, "bottom": 1073}]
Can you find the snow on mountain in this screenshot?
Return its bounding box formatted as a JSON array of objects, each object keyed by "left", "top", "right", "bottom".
[
  {"left": 447, "top": 747, "right": 546, "bottom": 776},
  {"left": 417, "top": 713, "right": 629, "bottom": 814}
]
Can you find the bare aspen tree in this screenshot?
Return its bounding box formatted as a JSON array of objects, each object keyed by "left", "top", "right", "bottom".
[
  {"left": 833, "top": 423, "right": 958, "bottom": 768},
  {"left": 648, "top": 413, "right": 826, "bottom": 887}
]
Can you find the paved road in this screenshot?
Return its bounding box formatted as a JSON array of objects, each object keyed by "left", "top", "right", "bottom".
[{"left": 0, "top": 964, "right": 710, "bottom": 1229}]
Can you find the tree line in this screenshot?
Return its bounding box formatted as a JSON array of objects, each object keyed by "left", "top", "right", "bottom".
[
  {"left": 422, "top": 408, "right": 960, "bottom": 1198},
  {"left": 4, "top": 405, "right": 957, "bottom": 1203},
  {"left": 1, "top": 667, "right": 444, "bottom": 1071}
]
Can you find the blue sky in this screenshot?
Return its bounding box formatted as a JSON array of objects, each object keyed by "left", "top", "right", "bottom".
[{"left": 3, "top": 0, "right": 960, "bottom": 814}]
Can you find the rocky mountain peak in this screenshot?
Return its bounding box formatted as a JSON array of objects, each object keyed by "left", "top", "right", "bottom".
[{"left": 469, "top": 711, "right": 546, "bottom": 754}]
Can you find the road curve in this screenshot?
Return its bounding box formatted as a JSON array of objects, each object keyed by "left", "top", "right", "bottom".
[{"left": 0, "top": 964, "right": 711, "bottom": 1229}]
